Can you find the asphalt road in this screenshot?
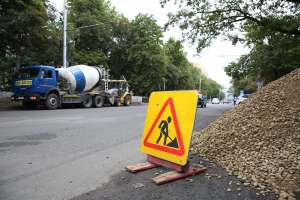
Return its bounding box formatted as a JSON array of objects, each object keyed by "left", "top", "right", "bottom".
[{"left": 0, "top": 102, "right": 256, "bottom": 200}]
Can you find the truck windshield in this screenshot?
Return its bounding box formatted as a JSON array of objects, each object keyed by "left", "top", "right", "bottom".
[
  {"left": 110, "top": 82, "right": 121, "bottom": 89},
  {"left": 18, "top": 68, "right": 40, "bottom": 78},
  {"left": 122, "top": 82, "right": 129, "bottom": 92}
]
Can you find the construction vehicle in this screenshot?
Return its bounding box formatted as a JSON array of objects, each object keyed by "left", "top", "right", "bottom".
[
  {"left": 108, "top": 75, "right": 132, "bottom": 106},
  {"left": 10, "top": 64, "right": 132, "bottom": 109},
  {"left": 10, "top": 1, "right": 132, "bottom": 110}
]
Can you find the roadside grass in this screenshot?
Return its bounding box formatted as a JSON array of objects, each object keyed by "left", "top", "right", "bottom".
[{"left": 0, "top": 98, "right": 23, "bottom": 110}]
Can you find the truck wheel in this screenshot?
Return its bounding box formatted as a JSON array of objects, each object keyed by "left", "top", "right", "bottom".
[
  {"left": 123, "top": 95, "right": 131, "bottom": 106},
  {"left": 92, "top": 95, "right": 103, "bottom": 108},
  {"left": 45, "top": 93, "right": 59, "bottom": 110},
  {"left": 113, "top": 97, "right": 121, "bottom": 106},
  {"left": 201, "top": 103, "right": 204, "bottom": 108},
  {"left": 82, "top": 95, "right": 92, "bottom": 108},
  {"left": 22, "top": 101, "right": 37, "bottom": 109}
]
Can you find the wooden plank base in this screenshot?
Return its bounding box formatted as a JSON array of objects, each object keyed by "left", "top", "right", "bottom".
[
  {"left": 151, "top": 166, "right": 208, "bottom": 185},
  {"left": 125, "top": 161, "right": 157, "bottom": 173}
]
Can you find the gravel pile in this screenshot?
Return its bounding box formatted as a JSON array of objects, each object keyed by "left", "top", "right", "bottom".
[{"left": 191, "top": 68, "right": 300, "bottom": 200}]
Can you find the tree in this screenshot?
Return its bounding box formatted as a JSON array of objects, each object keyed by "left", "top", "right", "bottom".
[
  {"left": 164, "top": 63, "right": 181, "bottom": 90},
  {"left": 128, "top": 14, "right": 167, "bottom": 95},
  {"left": 225, "top": 29, "right": 300, "bottom": 85},
  {"left": 0, "top": 0, "right": 61, "bottom": 86},
  {"left": 107, "top": 15, "right": 132, "bottom": 79},
  {"left": 163, "top": 38, "right": 191, "bottom": 90},
  {"left": 160, "top": 0, "right": 299, "bottom": 87},
  {"left": 0, "top": 0, "right": 55, "bottom": 71},
  {"left": 190, "top": 65, "right": 201, "bottom": 90},
  {"left": 229, "top": 76, "right": 257, "bottom": 96},
  {"left": 68, "top": 0, "right": 119, "bottom": 66},
  {"left": 160, "top": 0, "right": 300, "bottom": 53}
]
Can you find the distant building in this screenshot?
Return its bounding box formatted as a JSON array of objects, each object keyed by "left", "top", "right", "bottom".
[{"left": 190, "top": 62, "right": 209, "bottom": 77}]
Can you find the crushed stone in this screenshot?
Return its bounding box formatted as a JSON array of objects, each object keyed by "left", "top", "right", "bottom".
[{"left": 191, "top": 68, "right": 300, "bottom": 199}]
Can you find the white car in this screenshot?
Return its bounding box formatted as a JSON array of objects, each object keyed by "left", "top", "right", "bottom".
[
  {"left": 212, "top": 98, "right": 220, "bottom": 104},
  {"left": 223, "top": 99, "right": 229, "bottom": 104},
  {"left": 236, "top": 94, "right": 251, "bottom": 105}
]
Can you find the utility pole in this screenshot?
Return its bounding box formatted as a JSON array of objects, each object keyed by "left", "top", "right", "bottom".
[
  {"left": 199, "top": 72, "right": 201, "bottom": 92},
  {"left": 63, "top": 0, "right": 68, "bottom": 68},
  {"left": 62, "top": 1, "right": 103, "bottom": 69}
]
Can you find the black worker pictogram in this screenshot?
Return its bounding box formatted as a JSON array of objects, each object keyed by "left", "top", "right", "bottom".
[{"left": 156, "top": 116, "right": 179, "bottom": 148}]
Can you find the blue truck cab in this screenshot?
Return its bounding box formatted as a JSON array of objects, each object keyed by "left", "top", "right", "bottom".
[{"left": 11, "top": 65, "right": 61, "bottom": 109}]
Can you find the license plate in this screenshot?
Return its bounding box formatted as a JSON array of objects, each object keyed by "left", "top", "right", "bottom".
[
  {"left": 16, "top": 80, "right": 32, "bottom": 86},
  {"left": 18, "top": 97, "right": 24, "bottom": 100}
]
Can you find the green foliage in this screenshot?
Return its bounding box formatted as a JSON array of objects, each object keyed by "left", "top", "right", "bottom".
[
  {"left": 160, "top": 0, "right": 300, "bottom": 90},
  {"left": 107, "top": 15, "right": 132, "bottom": 79},
  {"left": 0, "top": 0, "right": 62, "bottom": 73},
  {"left": 73, "top": 50, "right": 108, "bottom": 65},
  {"left": 225, "top": 33, "right": 300, "bottom": 86},
  {"left": 68, "top": 0, "right": 118, "bottom": 66},
  {"left": 230, "top": 77, "right": 257, "bottom": 97},
  {"left": 206, "top": 79, "right": 221, "bottom": 99},
  {"left": 0, "top": 0, "right": 53, "bottom": 68},
  {"left": 163, "top": 38, "right": 192, "bottom": 90},
  {"left": 164, "top": 64, "right": 182, "bottom": 90},
  {"left": 41, "top": 19, "right": 65, "bottom": 67},
  {"left": 0, "top": 54, "right": 22, "bottom": 88},
  {"left": 0, "top": 0, "right": 230, "bottom": 96},
  {"left": 128, "top": 14, "right": 167, "bottom": 95},
  {"left": 160, "top": 0, "right": 300, "bottom": 54}
]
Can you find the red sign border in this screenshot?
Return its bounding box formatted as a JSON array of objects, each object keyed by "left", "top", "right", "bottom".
[{"left": 143, "top": 97, "right": 185, "bottom": 156}]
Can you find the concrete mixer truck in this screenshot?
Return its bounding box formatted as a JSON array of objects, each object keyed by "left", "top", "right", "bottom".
[{"left": 10, "top": 64, "right": 132, "bottom": 110}]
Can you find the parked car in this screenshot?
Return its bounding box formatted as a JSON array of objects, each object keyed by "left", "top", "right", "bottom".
[
  {"left": 223, "top": 99, "right": 229, "bottom": 104},
  {"left": 236, "top": 94, "right": 251, "bottom": 105},
  {"left": 212, "top": 98, "right": 220, "bottom": 104},
  {"left": 197, "top": 94, "right": 207, "bottom": 108}
]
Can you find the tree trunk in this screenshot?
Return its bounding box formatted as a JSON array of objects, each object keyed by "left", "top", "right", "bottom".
[{"left": 15, "top": 55, "right": 21, "bottom": 72}]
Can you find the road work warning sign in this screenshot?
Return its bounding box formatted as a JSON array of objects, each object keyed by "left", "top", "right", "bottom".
[{"left": 140, "top": 91, "right": 198, "bottom": 165}]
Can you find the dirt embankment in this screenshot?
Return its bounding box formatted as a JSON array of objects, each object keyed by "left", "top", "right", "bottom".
[{"left": 191, "top": 68, "right": 300, "bottom": 200}]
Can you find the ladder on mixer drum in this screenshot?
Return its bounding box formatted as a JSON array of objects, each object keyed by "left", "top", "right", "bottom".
[{"left": 104, "top": 68, "right": 111, "bottom": 91}]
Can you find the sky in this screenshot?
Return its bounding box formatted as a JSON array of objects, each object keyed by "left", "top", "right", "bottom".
[{"left": 51, "top": 0, "right": 250, "bottom": 90}]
